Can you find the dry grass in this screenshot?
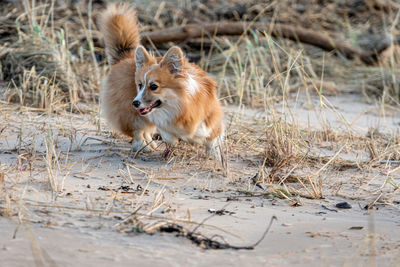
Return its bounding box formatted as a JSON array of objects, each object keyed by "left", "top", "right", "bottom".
[{"left": 1, "top": 1, "right": 105, "bottom": 112}]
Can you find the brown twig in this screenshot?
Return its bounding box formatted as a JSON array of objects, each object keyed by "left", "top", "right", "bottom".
[
  {"left": 158, "top": 215, "right": 277, "bottom": 250},
  {"left": 140, "top": 21, "right": 390, "bottom": 64}
]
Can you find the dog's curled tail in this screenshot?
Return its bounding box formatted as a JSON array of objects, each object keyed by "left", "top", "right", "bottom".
[{"left": 98, "top": 4, "right": 140, "bottom": 65}]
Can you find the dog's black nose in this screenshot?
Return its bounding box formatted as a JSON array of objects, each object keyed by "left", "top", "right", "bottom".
[{"left": 132, "top": 100, "right": 140, "bottom": 108}]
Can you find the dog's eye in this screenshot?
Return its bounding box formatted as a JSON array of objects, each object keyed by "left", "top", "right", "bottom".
[
  {"left": 138, "top": 83, "right": 143, "bottom": 89},
  {"left": 149, "top": 84, "right": 158, "bottom": 91}
]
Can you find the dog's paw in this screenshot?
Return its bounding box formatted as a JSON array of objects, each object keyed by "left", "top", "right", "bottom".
[{"left": 159, "top": 130, "right": 178, "bottom": 146}]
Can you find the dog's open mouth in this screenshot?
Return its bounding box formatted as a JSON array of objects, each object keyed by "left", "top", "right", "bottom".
[{"left": 139, "top": 100, "right": 162, "bottom": 115}]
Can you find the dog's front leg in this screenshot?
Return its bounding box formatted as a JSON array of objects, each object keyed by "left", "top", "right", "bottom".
[
  {"left": 159, "top": 130, "right": 177, "bottom": 158},
  {"left": 131, "top": 130, "right": 147, "bottom": 152}
]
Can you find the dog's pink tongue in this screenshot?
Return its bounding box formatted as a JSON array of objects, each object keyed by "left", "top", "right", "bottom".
[{"left": 140, "top": 106, "right": 150, "bottom": 114}]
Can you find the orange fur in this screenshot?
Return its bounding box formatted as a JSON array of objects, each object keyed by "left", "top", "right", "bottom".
[
  {"left": 98, "top": 4, "right": 155, "bottom": 150},
  {"left": 97, "top": 3, "right": 140, "bottom": 65},
  {"left": 132, "top": 46, "right": 224, "bottom": 155}
]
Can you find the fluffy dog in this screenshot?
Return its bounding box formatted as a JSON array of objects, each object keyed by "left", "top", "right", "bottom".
[{"left": 99, "top": 4, "right": 223, "bottom": 155}]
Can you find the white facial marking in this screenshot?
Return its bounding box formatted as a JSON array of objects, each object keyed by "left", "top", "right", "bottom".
[
  {"left": 134, "top": 85, "right": 146, "bottom": 103},
  {"left": 142, "top": 69, "right": 151, "bottom": 89},
  {"left": 134, "top": 68, "right": 154, "bottom": 104},
  {"left": 184, "top": 73, "right": 199, "bottom": 96}
]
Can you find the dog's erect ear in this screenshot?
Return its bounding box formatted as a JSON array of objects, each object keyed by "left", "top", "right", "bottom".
[
  {"left": 160, "top": 46, "right": 184, "bottom": 75},
  {"left": 135, "top": 45, "right": 151, "bottom": 70}
]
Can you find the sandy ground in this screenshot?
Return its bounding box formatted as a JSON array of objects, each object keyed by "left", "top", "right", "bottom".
[{"left": 1, "top": 92, "right": 400, "bottom": 266}]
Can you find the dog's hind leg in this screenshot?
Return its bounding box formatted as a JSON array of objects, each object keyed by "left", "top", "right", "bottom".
[{"left": 206, "top": 138, "right": 220, "bottom": 158}]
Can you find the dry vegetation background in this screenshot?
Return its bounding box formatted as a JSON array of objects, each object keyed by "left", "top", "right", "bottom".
[{"left": 1, "top": 0, "right": 400, "bottom": 266}]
